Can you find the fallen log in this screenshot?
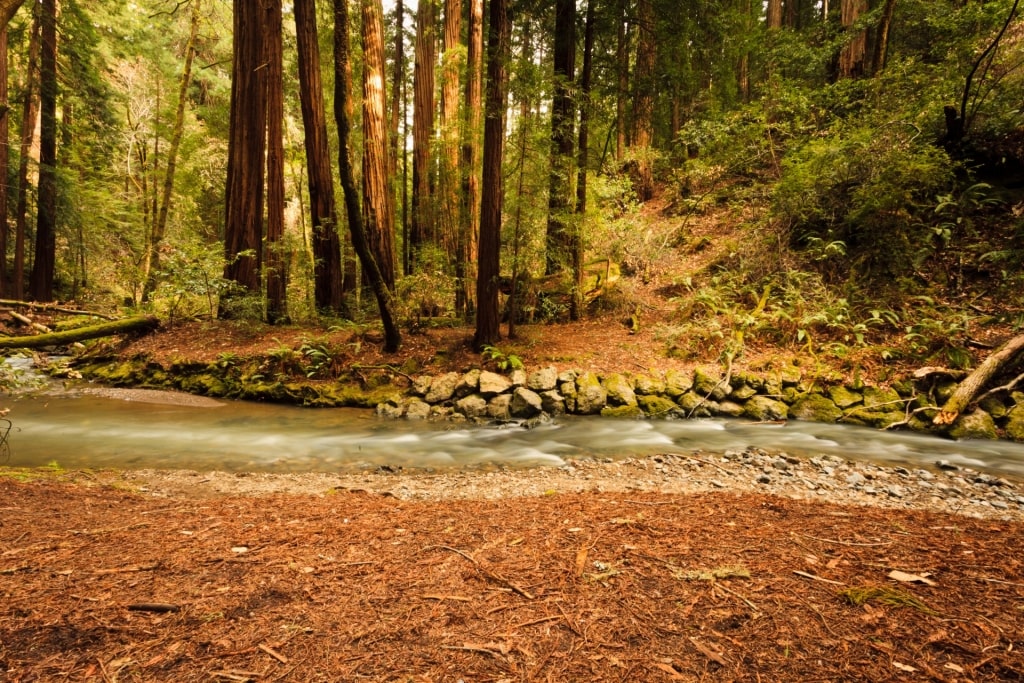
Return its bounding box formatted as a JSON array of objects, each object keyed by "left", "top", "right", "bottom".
[
  {"left": 933, "top": 332, "right": 1024, "bottom": 426},
  {"left": 0, "top": 315, "right": 159, "bottom": 349},
  {"left": 0, "top": 299, "right": 117, "bottom": 319}
]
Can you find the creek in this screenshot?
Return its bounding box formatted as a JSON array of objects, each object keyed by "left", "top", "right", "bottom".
[{"left": 3, "top": 381, "right": 1024, "bottom": 477}]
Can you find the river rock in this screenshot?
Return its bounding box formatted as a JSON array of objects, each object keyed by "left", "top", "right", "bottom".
[
  {"left": 455, "top": 369, "right": 481, "bottom": 398},
  {"left": 574, "top": 372, "right": 608, "bottom": 414},
  {"left": 510, "top": 386, "right": 544, "bottom": 417},
  {"left": 744, "top": 396, "right": 788, "bottom": 421},
  {"left": 829, "top": 385, "right": 862, "bottom": 408},
  {"left": 411, "top": 375, "right": 432, "bottom": 397},
  {"left": 842, "top": 408, "right": 904, "bottom": 429},
  {"left": 694, "top": 366, "right": 730, "bottom": 400},
  {"left": 479, "top": 371, "right": 512, "bottom": 396},
  {"left": 949, "top": 410, "right": 998, "bottom": 440},
  {"left": 601, "top": 405, "right": 645, "bottom": 419},
  {"left": 935, "top": 379, "right": 959, "bottom": 403},
  {"left": 715, "top": 400, "right": 746, "bottom": 417},
  {"left": 634, "top": 373, "right": 665, "bottom": 395},
  {"left": 664, "top": 369, "right": 692, "bottom": 398},
  {"left": 779, "top": 365, "right": 802, "bottom": 386},
  {"left": 790, "top": 393, "right": 843, "bottom": 423},
  {"left": 376, "top": 398, "right": 404, "bottom": 419},
  {"left": 527, "top": 366, "right": 558, "bottom": 392},
  {"left": 979, "top": 396, "right": 1008, "bottom": 419},
  {"left": 456, "top": 394, "right": 488, "bottom": 419},
  {"left": 510, "top": 369, "right": 528, "bottom": 387},
  {"left": 729, "top": 384, "right": 758, "bottom": 401},
  {"left": 425, "top": 372, "right": 460, "bottom": 403},
  {"left": 637, "top": 394, "right": 678, "bottom": 417},
  {"left": 603, "top": 373, "right": 637, "bottom": 407},
  {"left": 1006, "top": 406, "right": 1024, "bottom": 442},
  {"left": 404, "top": 398, "right": 431, "bottom": 420},
  {"left": 863, "top": 386, "right": 902, "bottom": 410},
  {"left": 559, "top": 380, "right": 578, "bottom": 413},
  {"left": 677, "top": 391, "right": 712, "bottom": 417},
  {"left": 540, "top": 390, "right": 566, "bottom": 415},
  {"left": 487, "top": 394, "right": 512, "bottom": 419}
]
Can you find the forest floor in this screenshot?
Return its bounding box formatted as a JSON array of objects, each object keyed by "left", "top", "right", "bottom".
[{"left": 3, "top": 199, "right": 1024, "bottom": 681}]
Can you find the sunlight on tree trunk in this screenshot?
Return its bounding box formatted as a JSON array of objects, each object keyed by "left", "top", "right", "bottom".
[
  {"left": 333, "top": 0, "right": 401, "bottom": 352},
  {"left": 411, "top": 0, "right": 436, "bottom": 263},
  {"left": 457, "top": 0, "right": 482, "bottom": 318},
  {"left": 0, "top": 26, "right": 9, "bottom": 296},
  {"left": 475, "top": 0, "right": 510, "bottom": 350},
  {"left": 13, "top": 3, "right": 39, "bottom": 301},
  {"left": 631, "top": 0, "right": 655, "bottom": 202},
  {"left": 838, "top": 0, "right": 868, "bottom": 79},
  {"left": 362, "top": 0, "right": 397, "bottom": 290},
  {"left": 438, "top": 0, "right": 462, "bottom": 280},
  {"left": 265, "top": 0, "right": 288, "bottom": 324}
]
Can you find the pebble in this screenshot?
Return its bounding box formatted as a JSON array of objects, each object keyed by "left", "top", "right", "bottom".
[
  {"left": 756, "top": 474, "right": 772, "bottom": 484},
  {"left": 845, "top": 472, "right": 866, "bottom": 486}
]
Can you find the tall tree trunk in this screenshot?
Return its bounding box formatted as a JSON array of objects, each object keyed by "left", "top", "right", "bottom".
[
  {"left": 265, "top": 0, "right": 287, "bottom": 323},
  {"left": 411, "top": 0, "right": 436, "bottom": 262},
  {"left": 223, "top": 0, "right": 267, "bottom": 307},
  {"left": 615, "top": 0, "right": 628, "bottom": 163},
  {"left": 0, "top": 0, "right": 25, "bottom": 29},
  {"left": 29, "top": 0, "right": 56, "bottom": 302},
  {"left": 474, "top": 0, "right": 510, "bottom": 350},
  {"left": 295, "top": 0, "right": 346, "bottom": 315},
  {"left": 871, "top": 0, "right": 897, "bottom": 76},
  {"left": 545, "top": 0, "right": 576, "bottom": 276},
  {"left": 837, "top": 0, "right": 868, "bottom": 79},
  {"left": 438, "top": 0, "right": 462, "bottom": 277},
  {"left": 334, "top": 0, "right": 401, "bottom": 352},
  {"left": 0, "top": 25, "right": 8, "bottom": 296},
  {"left": 572, "top": 0, "right": 595, "bottom": 321},
  {"left": 144, "top": 0, "right": 200, "bottom": 303},
  {"left": 389, "top": 0, "right": 404, "bottom": 176},
  {"left": 362, "top": 0, "right": 397, "bottom": 290},
  {"left": 767, "top": 0, "right": 783, "bottom": 28},
  {"left": 631, "top": 0, "right": 655, "bottom": 202},
  {"left": 457, "top": 0, "right": 483, "bottom": 317},
  {"left": 13, "top": 4, "right": 39, "bottom": 301}
]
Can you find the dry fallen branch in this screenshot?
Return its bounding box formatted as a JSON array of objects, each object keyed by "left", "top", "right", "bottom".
[{"left": 934, "top": 332, "right": 1024, "bottom": 425}]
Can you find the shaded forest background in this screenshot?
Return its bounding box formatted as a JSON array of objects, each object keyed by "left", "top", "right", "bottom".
[{"left": 0, "top": 0, "right": 1022, "bottom": 364}]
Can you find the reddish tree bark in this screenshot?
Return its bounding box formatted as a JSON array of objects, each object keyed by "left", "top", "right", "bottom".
[
  {"left": 545, "top": 0, "right": 576, "bottom": 276},
  {"left": 265, "top": 0, "right": 288, "bottom": 323},
  {"left": 29, "top": 0, "right": 57, "bottom": 302},
  {"left": 457, "top": 0, "right": 483, "bottom": 317},
  {"left": 411, "top": 0, "right": 436, "bottom": 261},
  {"left": 631, "top": 0, "right": 655, "bottom": 202}
]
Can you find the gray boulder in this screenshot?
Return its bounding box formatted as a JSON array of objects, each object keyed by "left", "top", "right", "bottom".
[
  {"left": 527, "top": 366, "right": 559, "bottom": 392},
  {"left": 540, "top": 390, "right": 566, "bottom": 415},
  {"left": 425, "top": 372, "right": 460, "bottom": 403},
  {"left": 744, "top": 396, "right": 789, "bottom": 421},
  {"left": 454, "top": 369, "right": 481, "bottom": 398},
  {"left": 575, "top": 372, "right": 608, "bottom": 414},
  {"left": 479, "top": 370, "right": 512, "bottom": 396},
  {"left": 456, "top": 394, "right": 488, "bottom": 419},
  {"left": 404, "top": 398, "right": 431, "bottom": 420},
  {"left": 603, "top": 372, "right": 637, "bottom": 406},
  {"left": 949, "top": 410, "right": 998, "bottom": 440},
  {"left": 510, "top": 386, "right": 544, "bottom": 417},
  {"left": 487, "top": 394, "right": 512, "bottom": 419}
]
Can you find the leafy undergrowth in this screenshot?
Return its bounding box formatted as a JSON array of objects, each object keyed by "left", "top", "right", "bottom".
[{"left": 1, "top": 477, "right": 1021, "bottom": 681}]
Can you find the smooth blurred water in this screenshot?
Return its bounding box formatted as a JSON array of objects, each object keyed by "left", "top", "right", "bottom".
[{"left": 3, "top": 384, "right": 1024, "bottom": 476}]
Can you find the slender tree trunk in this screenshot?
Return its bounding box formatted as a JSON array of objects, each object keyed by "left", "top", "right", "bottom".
[
  {"left": 572, "top": 0, "right": 595, "bottom": 321},
  {"left": 545, "top": 0, "right": 576, "bottom": 276},
  {"left": 144, "top": 0, "right": 200, "bottom": 303},
  {"left": 631, "top": 0, "right": 655, "bottom": 202},
  {"left": 457, "top": 0, "right": 482, "bottom": 317},
  {"left": 438, "top": 0, "right": 462, "bottom": 275},
  {"left": 871, "top": 0, "right": 897, "bottom": 76},
  {"left": 13, "top": 5, "right": 39, "bottom": 301},
  {"left": 411, "top": 0, "right": 436, "bottom": 261},
  {"left": 838, "top": 0, "right": 868, "bottom": 79},
  {"left": 334, "top": 0, "right": 400, "bottom": 352},
  {"left": 389, "top": 0, "right": 403, "bottom": 176},
  {"left": 0, "top": 26, "right": 9, "bottom": 296},
  {"left": 265, "top": 0, "right": 287, "bottom": 323},
  {"left": 474, "top": 0, "right": 510, "bottom": 350},
  {"left": 29, "top": 0, "right": 56, "bottom": 302},
  {"left": 615, "top": 0, "right": 628, "bottom": 163},
  {"left": 362, "top": 0, "right": 397, "bottom": 290},
  {"left": 295, "top": 0, "right": 346, "bottom": 315},
  {"left": 222, "top": 0, "right": 267, "bottom": 306},
  {"left": 767, "top": 0, "right": 783, "bottom": 28}
]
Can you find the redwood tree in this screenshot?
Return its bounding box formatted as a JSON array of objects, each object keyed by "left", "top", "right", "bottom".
[
  {"left": 29, "top": 0, "right": 57, "bottom": 301},
  {"left": 264, "top": 0, "right": 287, "bottom": 323},
  {"left": 545, "top": 0, "right": 576, "bottom": 275},
  {"left": 475, "top": 0, "right": 510, "bottom": 349},
  {"left": 0, "top": 25, "right": 8, "bottom": 296},
  {"left": 631, "top": 0, "right": 655, "bottom": 202},
  {"left": 223, "top": 0, "right": 267, "bottom": 306},
  {"left": 411, "top": 0, "right": 436, "bottom": 261},
  {"left": 438, "top": 0, "right": 462, "bottom": 270},
  {"left": 457, "top": 0, "right": 483, "bottom": 317},
  {"left": 295, "top": 0, "right": 346, "bottom": 315},
  {"left": 362, "top": 0, "right": 397, "bottom": 290},
  {"left": 334, "top": 0, "right": 401, "bottom": 352}
]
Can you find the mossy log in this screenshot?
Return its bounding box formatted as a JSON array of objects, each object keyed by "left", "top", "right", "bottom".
[
  {"left": 0, "top": 315, "right": 159, "bottom": 349},
  {"left": 933, "top": 332, "right": 1024, "bottom": 426}
]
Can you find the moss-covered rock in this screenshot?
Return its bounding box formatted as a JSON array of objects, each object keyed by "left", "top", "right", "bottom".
[
  {"left": 633, "top": 373, "right": 665, "bottom": 395},
  {"left": 637, "top": 394, "right": 678, "bottom": 417},
  {"left": 948, "top": 410, "right": 998, "bottom": 440},
  {"left": 863, "top": 386, "right": 902, "bottom": 410},
  {"left": 601, "top": 405, "right": 645, "bottom": 419},
  {"left": 694, "top": 366, "right": 730, "bottom": 400},
  {"left": 664, "top": 369, "right": 692, "bottom": 398},
  {"left": 574, "top": 372, "right": 607, "bottom": 414},
  {"left": 979, "top": 396, "right": 1008, "bottom": 419},
  {"left": 602, "top": 372, "right": 637, "bottom": 407},
  {"left": 744, "top": 396, "right": 789, "bottom": 421},
  {"left": 842, "top": 408, "right": 904, "bottom": 429},
  {"left": 729, "top": 384, "right": 758, "bottom": 401},
  {"left": 828, "top": 385, "right": 862, "bottom": 408},
  {"left": 714, "top": 401, "right": 746, "bottom": 418},
  {"left": 789, "top": 393, "right": 843, "bottom": 423},
  {"left": 1005, "top": 406, "right": 1024, "bottom": 442},
  {"left": 178, "top": 373, "right": 230, "bottom": 397},
  {"left": 676, "top": 391, "right": 709, "bottom": 417}
]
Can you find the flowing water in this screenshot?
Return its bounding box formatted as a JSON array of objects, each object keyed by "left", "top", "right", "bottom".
[{"left": 3, "top": 379, "right": 1024, "bottom": 477}]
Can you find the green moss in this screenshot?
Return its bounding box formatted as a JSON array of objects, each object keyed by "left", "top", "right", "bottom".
[{"left": 600, "top": 405, "right": 645, "bottom": 419}]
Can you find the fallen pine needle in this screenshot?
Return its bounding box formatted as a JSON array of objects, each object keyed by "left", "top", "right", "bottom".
[
  {"left": 422, "top": 594, "right": 472, "bottom": 602},
  {"left": 688, "top": 636, "right": 728, "bottom": 666},
  {"left": 797, "top": 533, "right": 891, "bottom": 547},
  {"left": 259, "top": 643, "right": 288, "bottom": 664},
  {"left": 793, "top": 570, "right": 844, "bottom": 585}
]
